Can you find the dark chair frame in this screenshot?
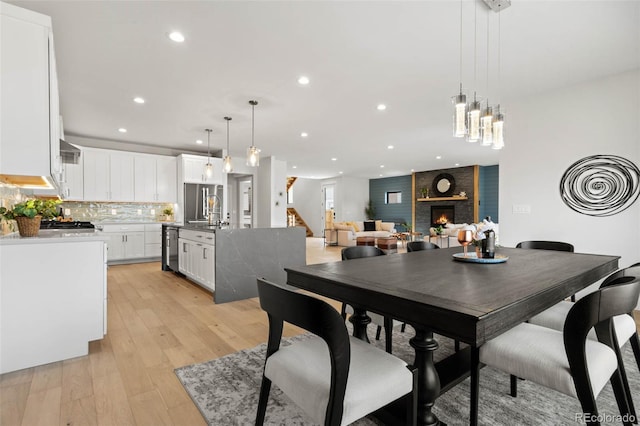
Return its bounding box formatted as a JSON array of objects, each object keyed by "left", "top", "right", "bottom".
[
  {"left": 470, "top": 277, "right": 640, "bottom": 426},
  {"left": 339, "top": 246, "right": 396, "bottom": 353},
  {"left": 255, "top": 278, "right": 417, "bottom": 426},
  {"left": 406, "top": 241, "right": 440, "bottom": 252}
]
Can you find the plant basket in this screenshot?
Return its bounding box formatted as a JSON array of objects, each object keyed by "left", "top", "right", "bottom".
[{"left": 15, "top": 215, "right": 42, "bottom": 237}]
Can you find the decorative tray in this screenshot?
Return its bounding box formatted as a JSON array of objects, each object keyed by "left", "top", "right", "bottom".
[{"left": 452, "top": 253, "right": 508, "bottom": 264}]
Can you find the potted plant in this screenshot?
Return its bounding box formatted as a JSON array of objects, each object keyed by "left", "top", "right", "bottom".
[
  {"left": 364, "top": 200, "right": 376, "bottom": 220},
  {"left": 161, "top": 206, "right": 174, "bottom": 222},
  {"left": 0, "top": 199, "right": 60, "bottom": 237}
]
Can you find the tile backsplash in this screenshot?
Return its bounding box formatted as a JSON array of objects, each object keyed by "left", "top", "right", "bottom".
[{"left": 61, "top": 201, "right": 175, "bottom": 222}]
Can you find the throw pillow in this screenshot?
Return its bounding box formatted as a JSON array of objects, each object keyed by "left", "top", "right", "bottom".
[
  {"left": 375, "top": 220, "right": 382, "bottom": 231},
  {"left": 363, "top": 221, "right": 376, "bottom": 231},
  {"left": 345, "top": 221, "right": 360, "bottom": 232},
  {"left": 380, "top": 222, "right": 394, "bottom": 232}
]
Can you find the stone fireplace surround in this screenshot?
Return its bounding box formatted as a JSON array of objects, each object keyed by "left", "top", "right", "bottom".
[{"left": 414, "top": 166, "right": 476, "bottom": 237}]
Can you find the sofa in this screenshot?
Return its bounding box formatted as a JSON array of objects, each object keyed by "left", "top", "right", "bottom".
[
  {"left": 428, "top": 222, "right": 499, "bottom": 248},
  {"left": 333, "top": 220, "right": 396, "bottom": 247}
]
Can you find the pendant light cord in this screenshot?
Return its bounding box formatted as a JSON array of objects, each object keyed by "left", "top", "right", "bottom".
[
  {"left": 459, "top": 0, "right": 463, "bottom": 89},
  {"left": 486, "top": 11, "right": 490, "bottom": 107}
]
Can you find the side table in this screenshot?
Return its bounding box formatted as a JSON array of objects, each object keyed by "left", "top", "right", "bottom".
[
  {"left": 324, "top": 228, "right": 337, "bottom": 246},
  {"left": 429, "top": 234, "right": 451, "bottom": 248}
]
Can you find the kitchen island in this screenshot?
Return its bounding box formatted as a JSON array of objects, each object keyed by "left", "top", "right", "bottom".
[
  {"left": 0, "top": 231, "right": 108, "bottom": 373},
  {"left": 174, "top": 225, "right": 306, "bottom": 303}
]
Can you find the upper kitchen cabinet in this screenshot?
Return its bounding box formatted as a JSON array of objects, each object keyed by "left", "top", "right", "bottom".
[
  {"left": 179, "top": 154, "right": 223, "bottom": 185},
  {"left": 134, "top": 154, "right": 177, "bottom": 203},
  {"left": 83, "top": 148, "right": 135, "bottom": 201},
  {"left": 0, "top": 2, "right": 60, "bottom": 188}
]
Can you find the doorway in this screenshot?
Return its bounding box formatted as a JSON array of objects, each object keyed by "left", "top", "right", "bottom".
[
  {"left": 322, "top": 183, "right": 336, "bottom": 230},
  {"left": 228, "top": 173, "right": 253, "bottom": 228}
]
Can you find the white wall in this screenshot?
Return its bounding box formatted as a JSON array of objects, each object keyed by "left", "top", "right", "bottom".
[
  {"left": 499, "top": 69, "right": 640, "bottom": 299},
  {"left": 325, "top": 176, "right": 369, "bottom": 222},
  {"left": 288, "top": 178, "right": 322, "bottom": 236},
  {"left": 256, "top": 156, "right": 287, "bottom": 228}
]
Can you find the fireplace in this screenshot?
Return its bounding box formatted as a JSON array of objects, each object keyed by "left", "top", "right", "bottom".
[{"left": 431, "top": 205, "right": 454, "bottom": 227}]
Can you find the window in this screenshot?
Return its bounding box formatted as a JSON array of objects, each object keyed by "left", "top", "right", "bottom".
[{"left": 385, "top": 191, "right": 402, "bottom": 204}]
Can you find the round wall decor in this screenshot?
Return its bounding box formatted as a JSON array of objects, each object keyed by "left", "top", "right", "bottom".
[
  {"left": 559, "top": 154, "right": 640, "bottom": 217},
  {"left": 432, "top": 173, "right": 456, "bottom": 197}
]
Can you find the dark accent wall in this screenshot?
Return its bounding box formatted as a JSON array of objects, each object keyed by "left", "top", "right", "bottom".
[
  {"left": 479, "top": 165, "right": 499, "bottom": 222},
  {"left": 414, "top": 166, "right": 475, "bottom": 236},
  {"left": 369, "top": 175, "right": 412, "bottom": 229}
]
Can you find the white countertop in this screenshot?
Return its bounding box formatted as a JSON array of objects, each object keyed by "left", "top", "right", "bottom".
[{"left": 0, "top": 230, "right": 109, "bottom": 245}]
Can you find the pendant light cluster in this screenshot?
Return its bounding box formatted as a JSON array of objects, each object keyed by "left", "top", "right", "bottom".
[
  {"left": 201, "top": 98, "right": 260, "bottom": 176},
  {"left": 451, "top": 0, "right": 508, "bottom": 150}
]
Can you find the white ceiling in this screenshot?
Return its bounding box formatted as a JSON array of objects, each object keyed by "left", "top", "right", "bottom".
[{"left": 9, "top": 0, "right": 640, "bottom": 179}]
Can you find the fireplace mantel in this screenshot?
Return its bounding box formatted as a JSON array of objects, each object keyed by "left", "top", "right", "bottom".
[{"left": 417, "top": 196, "right": 468, "bottom": 202}]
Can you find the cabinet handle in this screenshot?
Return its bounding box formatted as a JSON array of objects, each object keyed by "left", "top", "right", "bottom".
[
  {"left": 196, "top": 235, "right": 202, "bottom": 238},
  {"left": 183, "top": 243, "right": 187, "bottom": 252},
  {"left": 203, "top": 247, "right": 207, "bottom": 259}
]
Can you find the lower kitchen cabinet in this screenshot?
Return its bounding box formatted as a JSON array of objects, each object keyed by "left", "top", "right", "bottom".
[
  {"left": 178, "top": 228, "right": 215, "bottom": 291},
  {"left": 99, "top": 224, "right": 146, "bottom": 262},
  {"left": 144, "top": 223, "right": 162, "bottom": 258}
]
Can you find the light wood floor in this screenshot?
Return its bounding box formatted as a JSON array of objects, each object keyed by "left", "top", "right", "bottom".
[{"left": 1, "top": 238, "right": 637, "bottom": 426}]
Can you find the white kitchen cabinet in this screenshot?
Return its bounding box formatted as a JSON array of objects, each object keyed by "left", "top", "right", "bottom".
[
  {"left": 134, "top": 154, "right": 177, "bottom": 203},
  {"left": 178, "top": 228, "right": 215, "bottom": 291},
  {"left": 180, "top": 154, "right": 223, "bottom": 185},
  {"left": 144, "top": 223, "right": 162, "bottom": 258},
  {"left": 100, "top": 224, "right": 145, "bottom": 262},
  {"left": 0, "top": 3, "right": 59, "bottom": 186},
  {"left": 60, "top": 154, "right": 84, "bottom": 200},
  {"left": 0, "top": 239, "right": 106, "bottom": 374},
  {"left": 83, "top": 148, "right": 135, "bottom": 201}
]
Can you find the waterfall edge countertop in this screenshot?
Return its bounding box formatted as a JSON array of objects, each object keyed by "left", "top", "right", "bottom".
[{"left": 0, "top": 230, "right": 109, "bottom": 245}]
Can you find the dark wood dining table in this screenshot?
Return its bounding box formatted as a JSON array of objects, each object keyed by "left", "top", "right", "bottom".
[{"left": 285, "top": 247, "right": 619, "bottom": 425}]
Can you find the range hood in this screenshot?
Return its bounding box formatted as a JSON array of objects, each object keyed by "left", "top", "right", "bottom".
[{"left": 60, "top": 139, "right": 81, "bottom": 164}]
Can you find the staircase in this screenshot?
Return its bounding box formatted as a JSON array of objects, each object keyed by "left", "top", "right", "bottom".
[{"left": 287, "top": 207, "right": 313, "bottom": 237}]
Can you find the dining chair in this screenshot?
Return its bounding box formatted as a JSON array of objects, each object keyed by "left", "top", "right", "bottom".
[
  {"left": 406, "top": 241, "right": 440, "bottom": 252},
  {"left": 340, "top": 246, "right": 396, "bottom": 353},
  {"left": 469, "top": 277, "right": 640, "bottom": 426},
  {"left": 527, "top": 263, "right": 640, "bottom": 418},
  {"left": 255, "top": 278, "right": 417, "bottom": 426}
]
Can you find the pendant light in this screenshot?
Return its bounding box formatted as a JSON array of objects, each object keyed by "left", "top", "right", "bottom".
[
  {"left": 204, "top": 129, "right": 213, "bottom": 178},
  {"left": 246, "top": 100, "right": 260, "bottom": 167},
  {"left": 492, "top": 12, "right": 505, "bottom": 150},
  {"left": 452, "top": 0, "right": 467, "bottom": 138},
  {"left": 480, "top": 11, "right": 493, "bottom": 146},
  {"left": 223, "top": 117, "right": 233, "bottom": 173},
  {"left": 467, "top": 0, "right": 481, "bottom": 143}
]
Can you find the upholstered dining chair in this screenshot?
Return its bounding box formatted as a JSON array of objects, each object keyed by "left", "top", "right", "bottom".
[
  {"left": 340, "top": 246, "right": 396, "bottom": 353},
  {"left": 515, "top": 240, "right": 575, "bottom": 252},
  {"left": 255, "top": 278, "right": 417, "bottom": 426},
  {"left": 406, "top": 241, "right": 440, "bottom": 252},
  {"left": 527, "top": 263, "right": 640, "bottom": 418},
  {"left": 469, "top": 277, "right": 640, "bottom": 426}
]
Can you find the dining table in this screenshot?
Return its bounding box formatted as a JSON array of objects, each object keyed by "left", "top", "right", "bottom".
[{"left": 285, "top": 246, "right": 619, "bottom": 425}]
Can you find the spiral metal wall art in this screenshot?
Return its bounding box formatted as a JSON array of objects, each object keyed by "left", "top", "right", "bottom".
[{"left": 559, "top": 155, "right": 640, "bottom": 217}]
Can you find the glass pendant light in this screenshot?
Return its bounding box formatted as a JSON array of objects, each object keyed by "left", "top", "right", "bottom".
[
  {"left": 452, "top": 0, "right": 467, "bottom": 138},
  {"left": 492, "top": 105, "right": 504, "bottom": 150},
  {"left": 480, "top": 103, "right": 493, "bottom": 146},
  {"left": 223, "top": 116, "right": 233, "bottom": 173},
  {"left": 204, "top": 129, "right": 213, "bottom": 178},
  {"left": 467, "top": 94, "right": 481, "bottom": 142},
  {"left": 246, "top": 100, "right": 260, "bottom": 167}
]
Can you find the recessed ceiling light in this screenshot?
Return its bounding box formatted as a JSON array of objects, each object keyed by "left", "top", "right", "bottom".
[
  {"left": 168, "top": 31, "right": 185, "bottom": 43},
  {"left": 387, "top": 145, "right": 394, "bottom": 150},
  {"left": 436, "top": 156, "right": 442, "bottom": 160},
  {"left": 380, "top": 165, "right": 385, "bottom": 168},
  {"left": 379, "top": 174, "right": 383, "bottom": 177},
  {"left": 298, "top": 76, "right": 310, "bottom": 85},
  {"left": 331, "top": 158, "right": 337, "bottom": 161},
  {"left": 118, "top": 128, "right": 127, "bottom": 133},
  {"left": 300, "top": 132, "right": 308, "bottom": 138},
  {"left": 377, "top": 104, "right": 387, "bottom": 111},
  {"left": 196, "top": 139, "right": 203, "bottom": 144},
  {"left": 292, "top": 165, "right": 297, "bottom": 169},
  {"left": 133, "top": 97, "right": 145, "bottom": 104},
  {"left": 411, "top": 169, "right": 415, "bottom": 172},
  {"left": 455, "top": 163, "right": 460, "bottom": 166},
  {"left": 339, "top": 171, "right": 343, "bottom": 174}
]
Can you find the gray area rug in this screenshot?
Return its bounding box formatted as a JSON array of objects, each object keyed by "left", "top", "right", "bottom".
[{"left": 175, "top": 325, "right": 639, "bottom": 425}]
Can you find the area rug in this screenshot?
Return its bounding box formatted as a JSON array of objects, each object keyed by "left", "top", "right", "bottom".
[{"left": 175, "top": 325, "right": 639, "bottom": 425}]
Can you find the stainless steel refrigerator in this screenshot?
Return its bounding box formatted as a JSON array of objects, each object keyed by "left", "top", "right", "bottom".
[{"left": 184, "top": 183, "right": 224, "bottom": 223}]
